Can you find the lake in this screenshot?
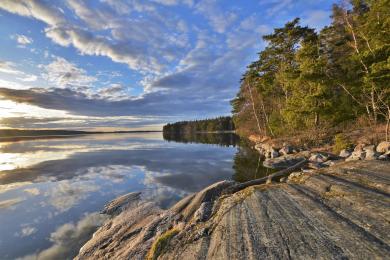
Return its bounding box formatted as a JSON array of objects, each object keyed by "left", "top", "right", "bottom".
[{"left": 0, "top": 132, "right": 274, "bottom": 259}]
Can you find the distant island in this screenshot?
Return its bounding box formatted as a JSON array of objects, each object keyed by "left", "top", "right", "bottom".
[{"left": 0, "top": 129, "right": 161, "bottom": 141}]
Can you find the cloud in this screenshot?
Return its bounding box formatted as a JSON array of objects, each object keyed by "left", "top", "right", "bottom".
[
  {"left": 18, "top": 74, "right": 38, "bottom": 82},
  {"left": 0, "top": 0, "right": 189, "bottom": 73},
  {"left": 0, "top": 197, "right": 25, "bottom": 209},
  {"left": 195, "top": 0, "right": 237, "bottom": 34},
  {"left": 302, "top": 10, "right": 331, "bottom": 30},
  {"left": 0, "top": 61, "right": 21, "bottom": 75},
  {"left": 42, "top": 57, "right": 96, "bottom": 89},
  {"left": 0, "top": 60, "right": 38, "bottom": 83},
  {"left": 261, "top": 0, "right": 294, "bottom": 16},
  {"left": 20, "top": 212, "right": 108, "bottom": 260},
  {"left": 16, "top": 226, "right": 37, "bottom": 237},
  {"left": 24, "top": 188, "right": 40, "bottom": 196},
  {"left": 0, "top": 182, "right": 32, "bottom": 194},
  {"left": 0, "top": 87, "right": 231, "bottom": 118},
  {"left": 66, "top": 0, "right": 115, "bottom": 30},
  {"left": 12, "top": 34, "right": 33, "bottom": 45},
  {"left": 47, "top": 181, "right": 99, "bottom": 212},
  {"left": 0, "top": 0, "right": 65, "bottom": 26}
]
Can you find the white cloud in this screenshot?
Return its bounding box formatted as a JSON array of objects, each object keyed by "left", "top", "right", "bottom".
[
  {"left": 195, "top": 0, "right": 237, "bottom": 34},
  {"left": 0, "top": 0, "right": 65, "bottom": 26},
  {"left": 302, "top": 10, "right": 331, "bottom": 30},
  {"left": 0, "top": 60, "right": 39, "bottom": 84},
  {"left": 0, "top": 197, "right": 25, "bottom": 209},
  {"left": 24, "top": 188, "right": 41, "bottom": 196},
  {"left": 42, "top": 57, "right": 96, "bottom": 89},
  {"left": 66, "top": 0, "right": 115, "bottom": 30},
  {"left": 262, "top": 0, "right": 294, "bottom": 16},
  {"left": 12, "top": 34, "right": 33, "bottom": 45},
  {"left": 0, "top": 61, "right": 21, "bottom": 75},
  {"left": 20, "top": 212, "right": 108, "bottom": 260},
  {"left": 16, "top": 226, "right": 37, "bottom": 237},
  {"left": 47, "top": 181, "right": 99, "bottom": 212},
  {"left": 18, "top": 74, "right": 38, "bottom": 82}
]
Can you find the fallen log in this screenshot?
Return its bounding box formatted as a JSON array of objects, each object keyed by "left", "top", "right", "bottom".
[{"left": 224, "top": 159, "right": 308, "bottom": 194}]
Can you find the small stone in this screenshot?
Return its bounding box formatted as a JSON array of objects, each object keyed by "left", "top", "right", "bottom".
[
  {"left": 322, "top": 160, "right": 336, "bottom": 167},
  {"left": 309, "top": 153, "right": 328, "bottom": 163},
  {"left": 279, "top": 144, "right": 294, "bottom": 155},
  {"left": 270, "top": 149, "right": 279, "bottom": 158},
  {"left": 308, "top": 162, "right": 325, "bottom": 169},
  {"left": 339, "top": 149, "right": 351, "bottom": 158},
  {"left": 378, "top": 151, "right": 390, "bottom": 161}
]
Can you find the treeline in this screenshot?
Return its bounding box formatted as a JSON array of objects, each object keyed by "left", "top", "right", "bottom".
[
  {"left": 163, "top": 116, "right": 235, "bottom": 134},
  {"left": 231, "top": 0, "right": 390, "bottom": 139},
  {"left": 0, "top": 129, "right": 87, "bottom": 137}
]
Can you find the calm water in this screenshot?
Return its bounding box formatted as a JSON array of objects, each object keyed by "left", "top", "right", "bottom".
[{"left": 0, "top": 132, "right": 273, "bottom": 259}]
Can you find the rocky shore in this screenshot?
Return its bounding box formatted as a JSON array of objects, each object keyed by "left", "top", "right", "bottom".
[
  {"left": 254, "top": 140, "right": 390, "bottom": 169},
  {"left": 76, "top": 141, "right": 390, "bottom": 260}
]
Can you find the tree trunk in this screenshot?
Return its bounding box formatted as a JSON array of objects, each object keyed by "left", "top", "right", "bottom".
[
  {"left": 343, "top": 9, "right": 377, "bottom": 124},
  {"left": 386, "top": 106, "right": 390, "bottom": 142},
  {"left": 260, "top": 97, "right": 274, "bottom": 137},
  {"left": 246, "top": 83, "right": 263, "bottom": 135},
  {"left": 314, "top": 112, "right": 319, "bottom": 127}
]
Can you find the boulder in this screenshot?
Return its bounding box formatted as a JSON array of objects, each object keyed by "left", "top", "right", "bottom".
[
  {"left": 346, "top": 149, "right": 366, "bottom": 161},
  {"left": 365, "top": 150, "right": 379, "bottom": 160},
  {"left": 363, "top": 145, "right": 379, "bottom": 160},
  {"left": 339, "top": 149, "right": 352, "bottom": 158},
  {"left": 376, "top": 141, "right": 390, "bottom": 153}
]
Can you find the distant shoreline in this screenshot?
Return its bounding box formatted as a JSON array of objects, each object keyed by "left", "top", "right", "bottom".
[{"left": 0, "top": 129, "right": 162, "bottom": 142}]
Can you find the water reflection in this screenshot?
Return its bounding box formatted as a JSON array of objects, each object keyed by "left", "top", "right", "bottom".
[
  {"left": 163, "top": 131, "right": 239, "bottom": 147},
  {"left": 0, "top": 133, "right": 236, "bottom": 259},
  {"left": 232, "top": 140, "right": 276, "bottom": 182},
  {"left": 0, "top": 132, "right": 273, "bottom": 259},
  {"left": 163, "top": 133, "right": 275, "bottom": 182}
]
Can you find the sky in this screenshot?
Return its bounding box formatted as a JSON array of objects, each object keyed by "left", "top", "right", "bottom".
[{"left": 0, "top": 0, "right": 335, "bottom": 131}]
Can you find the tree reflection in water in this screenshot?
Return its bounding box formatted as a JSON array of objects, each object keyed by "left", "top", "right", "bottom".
[{"left": 163, "top": 133, "right": 275, "bottom": 182}]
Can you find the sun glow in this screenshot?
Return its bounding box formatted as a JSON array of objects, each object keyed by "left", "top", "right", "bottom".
[{"left": 0, "top": 100, "right": 70, "bottom": 119}]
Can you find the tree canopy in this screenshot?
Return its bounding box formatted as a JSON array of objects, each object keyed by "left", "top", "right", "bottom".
[{"left": 231, "top": 0, "right": 390, "bottom": 139}]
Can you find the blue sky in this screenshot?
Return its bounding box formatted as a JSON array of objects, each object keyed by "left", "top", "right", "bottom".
[{"left": 0, "top": 0, "right": 335, "bottom": 130}]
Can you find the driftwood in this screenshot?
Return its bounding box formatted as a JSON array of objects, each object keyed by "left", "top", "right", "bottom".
[{"left": 223, "top": 159, "right": 308, "bottom": 195}]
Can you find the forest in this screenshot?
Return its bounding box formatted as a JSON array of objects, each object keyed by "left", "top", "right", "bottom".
[
  {"left": 163, "top": 116, "right": 234, "bottom": 135},
  {"left": 231, "top": 0, "right": 390, "bottom": 140}
]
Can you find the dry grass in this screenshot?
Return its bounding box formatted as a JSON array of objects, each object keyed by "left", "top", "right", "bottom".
[{"left": 248, "top": 122, "right": 388, "bottom": 152}]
